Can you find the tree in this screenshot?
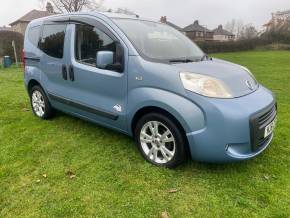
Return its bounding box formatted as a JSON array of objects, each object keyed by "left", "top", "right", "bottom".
[
  {"left": 225, "top": 19, "right": 236, "bottom": 34},
  {"left": 239, "top": 25, "right": 258, "bottom": 39},
  {"left": 225, "top": 19, "right": 244, "bottom": 38},
  {"left": 115, "top": 8, "right": 138, "bottom": 17},
  {"left": 38, "top": 0, "right": 47, "bottom": 9},
  {"left": 46, "top": 2, "right": 54, "bottom": 13},
  {"left": 39, "top": 0, "right": 104, "bottom": 13}
]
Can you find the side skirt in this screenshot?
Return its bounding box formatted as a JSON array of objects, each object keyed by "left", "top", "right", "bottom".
[{"left": 47, "top": 92, "right": 119, "bottom": 121}]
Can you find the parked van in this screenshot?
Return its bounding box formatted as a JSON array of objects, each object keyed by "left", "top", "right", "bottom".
[{"left": 23, "top": 12, "right": 277, "bottom": 167}]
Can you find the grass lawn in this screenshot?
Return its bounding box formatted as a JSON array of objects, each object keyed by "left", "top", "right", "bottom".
[{"left": 0, "top": 51, "right": 289, "bottom": 218}]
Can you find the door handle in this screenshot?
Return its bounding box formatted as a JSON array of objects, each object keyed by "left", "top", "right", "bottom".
[
  {"left": 69, "top": 65, "right": 75, "bottom": 82},
  {"left": 62, "top": 65, "right": 67, "bottom": 80}
]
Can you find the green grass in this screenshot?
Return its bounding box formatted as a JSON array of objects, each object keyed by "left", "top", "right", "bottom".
[{"left": 0, "top": 51, "right": 289, "bottom": 218}]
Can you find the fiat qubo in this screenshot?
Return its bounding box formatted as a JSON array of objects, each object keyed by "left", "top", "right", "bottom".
[{"left": 23, "top": 12, "right": 277, "bottom": 168}]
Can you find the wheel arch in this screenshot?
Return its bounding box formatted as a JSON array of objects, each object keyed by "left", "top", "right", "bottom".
[
  {"left": 27, "top": 79, "right": 42, "bottom": 94},
  {"left": 131, "top": 106, "right": 183, "bottom": 135},
  {"left": 131, "top": 106, "right": 191, "bottom": 157}
]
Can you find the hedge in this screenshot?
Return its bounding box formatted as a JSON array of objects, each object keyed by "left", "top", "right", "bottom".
[
  {"left": 0, "top": 31, "right": 24, "bottom": 63},
  {"left": 196, "top": 33, "right": 290, "bottom": 53}
]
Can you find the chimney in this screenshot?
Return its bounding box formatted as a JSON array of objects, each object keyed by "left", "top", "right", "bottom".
[
  {"left": 160, "top": 16, "right": 167, "bottom": 23},
  {"left": 218, "top": 25, "right": 223, "bottom": 29},
  {"left": 194, "top": 20, "right": 199, "bottom": 25},
  {"left": 46, "top": 2, "right": 54, "bottom": 13}
]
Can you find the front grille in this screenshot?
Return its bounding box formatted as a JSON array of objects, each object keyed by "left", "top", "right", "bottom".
[
  {"left": 250, "top": 103, "right": 277, "bottom": 151},
  {"left": 258, "top": 134, "right": 272, "bottom": 147},
  {"left": 258, "top": 105, "right": 276, "bottom": 127}
]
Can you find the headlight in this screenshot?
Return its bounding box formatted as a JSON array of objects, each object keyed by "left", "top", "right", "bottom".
[{"left": 180, "top": 72, "right": 232, "bottom": 98}]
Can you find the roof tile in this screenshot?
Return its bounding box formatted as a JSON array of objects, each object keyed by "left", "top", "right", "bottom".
[
  {"left": 10, "top": 10, "right": 53, "bottom": 25},
  {"left": 183, "top": 20, "right": 212, "bottom": 32}
]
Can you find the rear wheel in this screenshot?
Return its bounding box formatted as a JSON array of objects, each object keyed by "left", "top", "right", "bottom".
[
  {"left": 30, "top": 85, "right": 54, "bottom": 119},
  {"left": 135, "top": 113, "right": 187, "bottom": 168}
]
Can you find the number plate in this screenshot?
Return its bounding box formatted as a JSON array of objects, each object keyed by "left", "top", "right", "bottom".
[{"left": 264, "top": 118, "right": 277, "bottom": 138}]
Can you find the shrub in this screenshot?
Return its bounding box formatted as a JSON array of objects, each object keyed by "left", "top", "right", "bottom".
[
  {"left": 196, "top": 38, "right": 272, "bottom": 53},
  {"left": 0, "top": 31, "right": 24, "bottom": 63}
]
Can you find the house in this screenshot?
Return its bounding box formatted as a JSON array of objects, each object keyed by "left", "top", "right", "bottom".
[
  {"left": 160, "top": 16, "right": 182, "bottom": 31},
  {"left": 0, "top": 26, "right": 12, "bottom": 32},
  {"left": 213, "top": 25, "right": 235, "bottom": 41},
  {"left": 182, "top": 20, "right": 213, "bottom": 41},
  {"left": 9, "top": 4, "right": 54, "bottom": 35}
]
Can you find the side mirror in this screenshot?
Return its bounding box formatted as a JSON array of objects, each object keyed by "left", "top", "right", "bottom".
[{"left": 96, "top": 51, "right": 114, "bottom": 69}]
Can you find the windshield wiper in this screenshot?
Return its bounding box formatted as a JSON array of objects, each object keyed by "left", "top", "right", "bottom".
[
  {"left": 169, "top": 59, "right": 195, "bottom": 63},
  {"left": 201, "top": 54, "right": 212, "bottom": 61}
]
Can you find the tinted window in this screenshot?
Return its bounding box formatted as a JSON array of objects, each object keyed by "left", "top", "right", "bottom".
[
  {"left": 28, "top": 26, "right": 41, "bottom": 46},
  {"left": 75, "top": 24, "right": 118, "bottom": 66},
  {"left": 40, "top": 24, "right": 66, "bottom": 59}
]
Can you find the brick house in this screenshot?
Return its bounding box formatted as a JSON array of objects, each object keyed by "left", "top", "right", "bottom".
[
  {"left": 9, "top": 6, "right": 54, "bottom": 35},
  {"left": 182, "top": 20, "right": 213, "bottom": 41},
  {"left": 213, "top": 25, "right": 235, "bottom": 41},
  {"left": 160, "top": 16, "right": 182, "bottom": 31}
]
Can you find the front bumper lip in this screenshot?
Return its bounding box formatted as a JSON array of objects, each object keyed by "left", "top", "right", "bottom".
[
  {"left": 226, "top": 134, "right": 273, "bottom": 159},
  {"left": 185, "top": 85, "right": 276, "bottom": 163}
]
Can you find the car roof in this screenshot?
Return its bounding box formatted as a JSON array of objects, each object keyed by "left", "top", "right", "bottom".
[{"left": 29, "top": 11, "right": 156, "bottom": 26}]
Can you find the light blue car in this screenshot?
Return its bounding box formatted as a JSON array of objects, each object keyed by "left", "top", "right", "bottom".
[{"left": 23, "top": 12, "right": 277, "bottom": 167}]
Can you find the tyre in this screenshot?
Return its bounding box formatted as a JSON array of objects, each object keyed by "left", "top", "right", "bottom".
[
  {"left": 30, "top": 85, "right": 54, "bottom": 119},
  {"left": 135, "top": 113, "right": 188, "bottom": 168}
]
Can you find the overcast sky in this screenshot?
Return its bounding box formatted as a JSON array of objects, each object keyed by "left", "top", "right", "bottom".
[{"left": 1, "top": 0, "right": 290, "bottom": 30}]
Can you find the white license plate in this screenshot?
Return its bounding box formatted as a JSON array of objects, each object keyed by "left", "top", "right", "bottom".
[{"left": 264, "top": 118, "right": 277, "bottom": 138}]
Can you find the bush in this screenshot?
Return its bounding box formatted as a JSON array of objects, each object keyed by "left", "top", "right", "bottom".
[
  {"left": 196, "top": 38, "right": 272, "bottom": 53},
  {"left": 261, "top": 31, "right": 290, "bottom": 44},
  {"left": 0, "top": 31, "right": 24, "bottom": 63},
  {"left": 256, "top": 43, "right": 290, "bottom": 51}
]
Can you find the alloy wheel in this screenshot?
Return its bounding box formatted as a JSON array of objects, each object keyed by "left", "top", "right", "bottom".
[
  {"left": 140, "top": 121, "right": 176, "bottom": 164},
  {"left": 31, "top": 90, "right": 45, "bottom": 117}
]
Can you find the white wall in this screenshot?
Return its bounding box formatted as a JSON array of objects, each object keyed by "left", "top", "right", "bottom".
[{"left": 213, "top": 35, "right": 234, "bottom": 41}]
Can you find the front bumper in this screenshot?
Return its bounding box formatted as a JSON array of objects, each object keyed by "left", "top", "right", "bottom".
[{"left": 186, "top": 86, "right": 276, "bottom": 162}]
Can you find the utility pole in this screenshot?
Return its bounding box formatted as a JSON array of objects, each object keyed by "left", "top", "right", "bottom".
[{"left": 12, "top": 40, "right": 18, "bottom": 67}]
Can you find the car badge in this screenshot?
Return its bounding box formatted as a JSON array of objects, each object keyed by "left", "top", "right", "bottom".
[{"left": 245, "top": 80, "right": 254, "bottom": 90}]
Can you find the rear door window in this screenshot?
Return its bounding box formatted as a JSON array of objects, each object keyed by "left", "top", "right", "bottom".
[
  {"left": 28, "top": 26, "right": 41, "bottom": 46},
  {"left": 39, "top": 24, "right": 67, "bottom": 59}
]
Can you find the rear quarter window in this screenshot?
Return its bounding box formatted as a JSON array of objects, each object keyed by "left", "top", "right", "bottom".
[
  {"left": 39, "top": 24, "right": 67, "bottom": 59},
  {"left": 28, "top": 26, "right": 41, "bottom": 47}
]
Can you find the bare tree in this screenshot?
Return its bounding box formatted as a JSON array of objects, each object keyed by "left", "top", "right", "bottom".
[
  {"left": 38, "top": 0, "right": 47, "bottom": 10},
  {"left": 225, "top": 19, "right": 244, "bottom": 38},
  {"left": 115, "top": 8, "right": 138, "bottom": 17},
  {"left": 236, "top": 20, "right": 244, "bottom": 38},
  {"left": 225, "top": 19, "right": 236, "bottom": 34},
  {"left": 239, "top": 24, "right": 258, "bottom": 39},
  {"left": 46, "top": 2, "right": 54, "bottom": 13},
  {"left": 39, "top": 0, "right": 104, "bottom": 13}
]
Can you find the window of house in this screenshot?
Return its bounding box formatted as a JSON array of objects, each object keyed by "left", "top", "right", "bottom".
[
  {"left": 28, "top": 26, "right": 41, "bottom": 46},
  {"left": 196, "top": 31, "right": 204, "bottom": 37},
  {"left": 75, "top": 24, "right": 118, "bottom": 67},
  {"left": 39, "top": 24, "right": 67, "bottom": 59}
]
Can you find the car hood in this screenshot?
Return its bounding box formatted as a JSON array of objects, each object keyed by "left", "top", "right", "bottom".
[{"left": 171, "top": 58, "right": 258, "bottom": 98}]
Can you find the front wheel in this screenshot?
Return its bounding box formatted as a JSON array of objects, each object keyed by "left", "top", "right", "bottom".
[{"left": 135, "top": 113, "right": 188, "bottom": 168}]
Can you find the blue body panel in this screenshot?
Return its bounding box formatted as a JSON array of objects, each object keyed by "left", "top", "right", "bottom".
[
  {"left": 23, "top": 12, "right": 276, "bottom": 163},
  {"left": 186, "top": 86, "right": 275, "bottom": 162}
]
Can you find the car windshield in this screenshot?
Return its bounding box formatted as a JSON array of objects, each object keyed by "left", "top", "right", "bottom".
[{"left": 113, "top": 19, "right": 204, "bottom": 63}]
